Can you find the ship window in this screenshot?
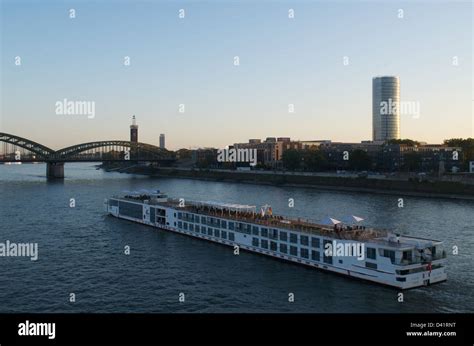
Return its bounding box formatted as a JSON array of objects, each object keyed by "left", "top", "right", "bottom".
[
  {"left": 178, "top": 221, "right": 183, "bottom": 228},
  {"left": 261, "top": 228, "right": 268, "bottom": 238},
  {"left": 221, "top": 221, "right": 227, "bottom": 229},
  {"left": 118, "top": 201, "right": 143, "bottom": 219},
  {"left": 229, "top": 222, "right": 235, "bottom": 230},
  {"left": 229, "top": 232, "right": 235, "bottom": 241},
  {"left": 311, "top": 250, "right": 320, "bottom": 261},
  {"left": 402, "top": 250, "right": 412, "bottom": 261},
  {"left": 301, "top": 248, "right": 309, "bottom": 259},
  {"left": 214, "top": 229, "right": 220, "bottom": 238},
  {"left": 300, "top": 235, "right": 309, "bottom": 246},
  {"left": 270, "top": 229, "right": 278, "bottom": 239},
  {"left": 195, "top": 225, "right": 200, "bottom": 232},
  {"left": 252, "top": 237, "right": 259, "bottom": 247},
  {"left": 367, "top": 248, "right": 376, "bottom": 260},
  {"left": 323, "top": 241, "right": 333, "bottom": 264},
  {"left": 207, "top": 228, "right": 213, "bottom": 235},
  {"left": 178, "top": 212, "right": 182, "bottom": 220},
  {"left": 261, "top": 240, "right": 269, "bottom": 249},
  {"left": 382, "top": 249, "right": 395, "bottom": 263},
  {"left": 270, "top": 241, "right": 277, "bottom": 251},
  {"left": 201, "top": 227, "right": 206, "bottom": 234},
  {"left": 311, "top": 237, "right": 320, "bottom": 248},
  {"left": 189, "top": 224, "right": 194, "bottom": 231},
  {"left": 243, "top": 224, "right": 251, "bottom": 234},
  {"left": 290, "top": 233, "right": 298, "bottom": 244},
  {"left": 290, "top": 246, "right": 298, "bottom": 256},
  {"left": 338, "top": 259, "right": 343, "bottom": 264},
  {"left": 183, "top": 222, "right": 188, "bottom": 230},
  {"left": 252, "top": 226, "right": 259, "bottom": 235},
  {"left": 221, "top": 231, "right": 227, "bottom": 239},
  {"left": 396, "top": 277, "right": 406, "bottom": 282},
  {"left": 279, "top": 231, "right": 288, "bottom": 242},
  {"left": 174, "top": 213, "right": 176, "bottom": 218},
  {"left": 365, "top": 262, "right": 377, "bottom": 269},
  {"left": 280, "top": 244, "right": 288, "bottom": 253},
  {"left": 323, "top": 255, "right": 332, "bottom": 265}
]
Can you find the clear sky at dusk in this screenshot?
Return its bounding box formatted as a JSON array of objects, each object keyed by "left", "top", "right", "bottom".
[{"left": 1, "top": 0, "right": 472, "bottom": 150}]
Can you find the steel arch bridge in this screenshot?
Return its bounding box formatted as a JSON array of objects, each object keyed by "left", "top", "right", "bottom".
[
  {"left": 0, "top": 133, "right": 55, "bottom": 160},
  {"left": 51, "top": 140, "right": 174, "bottom": 162},
  {"left": 0, "top": 132, "right": 176, "bottom": 177}
]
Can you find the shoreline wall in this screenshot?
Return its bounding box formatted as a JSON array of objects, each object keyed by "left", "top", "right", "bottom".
[{"left": 117, "top": 166, "right": 474, "bottom": 200}]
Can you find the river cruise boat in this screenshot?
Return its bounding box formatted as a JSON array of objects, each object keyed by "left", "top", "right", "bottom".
[{"left": 105, "top": 190, "right": 447, "bottom": 289}]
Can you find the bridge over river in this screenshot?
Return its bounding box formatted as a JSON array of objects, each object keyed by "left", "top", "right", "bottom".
[{"left": 0, "top": 133, "right": 176, "bottom": 178}]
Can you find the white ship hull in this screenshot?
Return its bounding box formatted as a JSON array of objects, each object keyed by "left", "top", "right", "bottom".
[{"left": 105, "top": 197, "right": 447, "bottom": 290}]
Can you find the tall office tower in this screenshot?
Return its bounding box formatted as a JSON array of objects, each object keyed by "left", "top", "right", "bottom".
[
  {"left": 159, "top": 134, "right": 165, "bottom": 149},
  {"left": 372, "top": 76, "right": 400, "bottom": 141},
  {"left": 130, "top": 115, "right": 138, "bottom": 143}
]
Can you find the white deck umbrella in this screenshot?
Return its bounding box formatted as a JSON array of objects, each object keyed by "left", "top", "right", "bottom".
[
  {"left": 321, "top": 217, "right": 342, "bottom": 225},
  {"left": 344, "top": 215, "right": 365, "bottom": 224}
]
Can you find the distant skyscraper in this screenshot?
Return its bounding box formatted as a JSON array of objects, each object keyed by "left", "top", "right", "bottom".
[
  {"left": 159, "top": 134, "right": 165, "bottom": 149},
  {"left": 130, "top": 115, "right": 138, "bottom": 143},
  {"left": 372, "top": 76, "right": 400, "bottom": 141}
]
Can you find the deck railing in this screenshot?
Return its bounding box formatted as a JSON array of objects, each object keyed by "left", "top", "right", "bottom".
[{"left": 164, "top": 198, "right": 386, "bottom": 241}]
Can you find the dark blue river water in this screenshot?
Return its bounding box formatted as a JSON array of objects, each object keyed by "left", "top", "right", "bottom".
[{"left": 0, "top": 163, "right": 473, "bottom": 313}]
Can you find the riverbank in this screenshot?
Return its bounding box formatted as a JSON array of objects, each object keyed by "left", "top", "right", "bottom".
[{"left": 99, "top": 164, "right": 474, "bottom": 200}]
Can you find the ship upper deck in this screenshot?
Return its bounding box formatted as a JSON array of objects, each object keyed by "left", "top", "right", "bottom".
[
  {"left": 155, "top": 198, "right": 389, "bottom": 243},
  {"left": 112, "top": 195, "right": 442, "bottom": 249}
]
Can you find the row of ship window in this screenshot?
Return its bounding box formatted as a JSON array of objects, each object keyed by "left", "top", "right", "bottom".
[
  {"left": 117, "top": 205, "right": 382, "bottom": 268},
  {"left": 176, "top": 213, "right": 322, "bottom": 248},
  {"left": 175, "top": 213, "right": 393, "bottom": 264},
  {"left": 118, "top": 206, "right": 381, "bottom": 265},
  {"left": 251, "top": 237, "right": 330, "bottom": 263},
  {"left": 177, "top": 221, "right": 236, "bottom": 241},
  {"left": 176, "top": 220, "right": 332, "bottom": 264}
]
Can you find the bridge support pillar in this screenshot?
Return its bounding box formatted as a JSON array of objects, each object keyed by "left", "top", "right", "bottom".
[{"left": 46, "top": 162, "right": 64, "bottom": 179}]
